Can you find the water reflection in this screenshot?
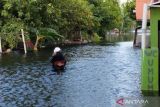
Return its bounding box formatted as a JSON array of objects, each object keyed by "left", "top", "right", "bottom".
[{"left": 0, "top": 42, "right": 141, "bottom": 107}]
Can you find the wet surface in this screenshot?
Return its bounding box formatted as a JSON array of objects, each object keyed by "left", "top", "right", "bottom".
[{"left": 0, "top": 42, "right": 141, "bottom": 107}]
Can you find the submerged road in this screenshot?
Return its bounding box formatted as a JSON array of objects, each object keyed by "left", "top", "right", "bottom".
[{"left": 0, "top": 42, "right": 141, "bottom": 107}]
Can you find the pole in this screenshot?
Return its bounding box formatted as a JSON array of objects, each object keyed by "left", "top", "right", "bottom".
[
  {"left": 21, "top": 29, "right": 27, "bottom": 54},
  {"left": 141, "top": 4, "right": 148, "bottom": 49},
  {"left": 0, "top": 37, "right": 2, "bottom": 53}
]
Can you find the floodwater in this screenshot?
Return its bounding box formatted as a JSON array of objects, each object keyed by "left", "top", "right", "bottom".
[{"left": 0, "top": 42, "right": 141, "bottom": 107}]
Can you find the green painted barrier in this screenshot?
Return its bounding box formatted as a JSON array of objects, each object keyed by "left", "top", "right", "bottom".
[{"left": 141, "top": 48, "right": 159, "bottom": 95}]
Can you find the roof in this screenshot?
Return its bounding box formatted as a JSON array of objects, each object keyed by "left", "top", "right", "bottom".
[
  {"left": 150, "top": 1, "right": 160, "bottom": 7},
  {"left": 152, "top": 1, "right": 160, "bottom": 4}
]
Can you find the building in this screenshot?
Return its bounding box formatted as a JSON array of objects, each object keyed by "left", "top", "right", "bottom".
[
  {"left": 136, "top": 0, "right": 150, "bottom": 21},
  {"left": 136, "top": 0, "right": 160, "bottom": 21},
  {"left": 133, "top": 0, "right": 160, "bottom": 47},
  {"left": 140, "top": 1, "right": 160, "bottom": 95}
]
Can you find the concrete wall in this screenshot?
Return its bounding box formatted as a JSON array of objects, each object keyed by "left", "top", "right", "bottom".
[{"left": 136, "top": 0, "right": 150, "bottom": 20}]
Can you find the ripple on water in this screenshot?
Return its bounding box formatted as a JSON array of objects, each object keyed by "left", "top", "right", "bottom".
[{"left": 0, "top": 42, "right": 141, "bottom": 107}]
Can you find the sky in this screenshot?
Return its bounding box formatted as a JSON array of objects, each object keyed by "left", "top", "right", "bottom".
[{"left": 119, "top": 0, "right": 127, "bottom": 4}]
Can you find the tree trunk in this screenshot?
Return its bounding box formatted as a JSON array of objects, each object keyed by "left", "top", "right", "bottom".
[
  {"left": 34, "top": 35, "right": 43, "bottom": 51},
  {"left": 34, "top": 35, "right": 39, "bottom": 51},
  {"left": 0, "top": 37, "right": 2, "bottom": 53}
]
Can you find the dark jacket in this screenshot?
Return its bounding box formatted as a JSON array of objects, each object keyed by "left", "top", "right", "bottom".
[{"left": 50, "top": 52, "right": 66, "bottom": 63}]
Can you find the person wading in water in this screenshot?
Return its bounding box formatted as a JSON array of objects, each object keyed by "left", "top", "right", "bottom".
[{"left": 50, "top": 47, "right": 66, "bottom": 70}]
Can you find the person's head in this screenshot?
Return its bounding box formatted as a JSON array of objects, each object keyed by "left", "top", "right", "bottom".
[{"left": 53, "top": 47, "right": 61, "bottom": 54}]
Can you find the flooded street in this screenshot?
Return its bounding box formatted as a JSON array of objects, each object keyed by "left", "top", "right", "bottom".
[{"left": 0, "top": 42, "right": 141, "bottom": 107}]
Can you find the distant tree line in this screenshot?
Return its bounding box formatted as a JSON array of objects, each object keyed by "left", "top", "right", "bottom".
[
  {"left": 0, "top": 0, "right": 135, "bottom": 50},
  {"left": 121, "top": 0, "right": 136, "bottom": 33}
]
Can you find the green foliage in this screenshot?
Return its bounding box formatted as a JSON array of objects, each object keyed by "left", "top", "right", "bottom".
[
  {"left": 121, "top": 0, "right": 136, "bottom": 32},
  {"left": 88, "top": 0, "right": 122, "bottom": 38},
  {"left": 0, "top": 0, "right": 125, "bottom": 49},
  {"left": 56, "top": 0, "right": 94, "bottom": 36},
  {"left": 38, "top": 28, "right": 64, "bottom": 40},
  {"left": 1, "top": 19, "right": 25, "bottom": 48},
  {"left": 82, "top": 32, "right": 90, "bottom": 41},
  {"left": 91, "top": 33, "right": 102, "bottom": 43},
  {"left": 123, "top": 0, "right": 136, "bottom": 20}
]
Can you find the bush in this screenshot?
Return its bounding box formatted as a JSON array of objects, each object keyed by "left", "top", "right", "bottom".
[
  {"left": 1, "top": 19, "right": 25, "bottom": 49},
  {"left": 91, "top": 33, "right": 102, "bottom": 43}
]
